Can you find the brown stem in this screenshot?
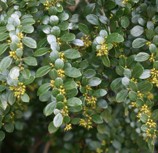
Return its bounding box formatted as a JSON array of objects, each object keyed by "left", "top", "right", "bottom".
[{"left": 43, "top": 141, "right": 51, "bottom": 153}]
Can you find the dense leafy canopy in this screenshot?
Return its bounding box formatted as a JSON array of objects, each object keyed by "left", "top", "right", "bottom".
[{"left": 0, "top": 0, "right": 158, "bottom": 153}]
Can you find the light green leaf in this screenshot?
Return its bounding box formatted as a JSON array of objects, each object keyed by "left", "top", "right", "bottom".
[
  {"left": 132, "top": 38, "right": 147, "bottom": 48},
  {"left": 135, "top": 52, "right": 150, "bottom": 62},
  {"left": 0, "top": 56, "right": 12, "bottom": 71},
  {"left": 64, "top": 49, "right": 81, "bottom": 59},
  {"left": 21, "top": 93, "right": 30, "bottom": 103},
  {"left": 0, "top": 33, "right": 9, "bottom": 41},
  {"left": 44, "top": 102, "right": 56, "bottom": 116},
  {"left": 36, "top": 66, "right": 51, "bottom": 78},
  {"left": 88, "top": 77, "right": 102, "bottom": 86},
  {"left": 0, "top": 43, "right": 8, "bottom": 56},
  {"left": 22, "top": 37, "right": 37, "bottom": 49},
  {"left": 67, "top": 97, "right": 82, "bottom": 107},
  {"left": 61, "top": 33, "right": 75, "bottom": 42},
  {"left": 130, "top": 25, "right": 144, "bottom": 37},
  {"left": 116, "top": 89, "right": 128, "bottom": 103},
  {"left": 86, "top": 14, "right": 99, "bottom": 25},
  {"left": 53, "top": 113, "right": 63, "bottom": 128},
  {"left": 107, "top": 33, "right": 124, "bottom": 43},
  {"left": 23, "top": 56, "right": 37, "bottom": 66},
  {"left": 120, "top": 16, "right": 130, "bottom": 28},
  {"left": 65, "top": 67, "right": 81, "bottom": 78},
  {"left": 34, "top": 47, "right": 49, "bottom": 57}
]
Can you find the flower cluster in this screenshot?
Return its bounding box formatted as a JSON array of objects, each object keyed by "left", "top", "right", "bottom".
[
  {"left": 43, "top": 0, "right": 63, "bottom": 10},
  {"left": 57, "top": 69, "right": 65, "bottom": 78},
  {"left": 81, "top": 35, "right": 92, "bottom": 48},
  {"left": 9, "top": 82, "right": 26, "bottom": 98},
  {"left": 137, "top": 105, "right": 157, "bottom": 139},
  {"left": 150, "top": 68, "right": 158, "bottom": 87}
]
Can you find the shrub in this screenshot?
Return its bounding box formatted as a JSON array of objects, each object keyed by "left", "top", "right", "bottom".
[{"left": 0, "top": 0, "right": 158, "bottom": 152}]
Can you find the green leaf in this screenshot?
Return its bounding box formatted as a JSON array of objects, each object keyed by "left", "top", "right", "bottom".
[
  {"left": 88, "top": 77, "right": 102, "bottom": 86},
  {"left": 48, "top": 122, "right": 58, "bottom": 134},
  {"left": 23, "top": 56, "right": 37, "bottom": 66},
  {"left": 116, "top": 89, "right": 128, "bottom": 103},
  {"left": 110, "top": 78, "right": 123, "bottom": 93},
  {"left": 0, "top": 43, "right": 8, "bottom": 56},
  {"left": 55, "top": 59, "right": 64, "bottom": 69},
  {"left": 132, "top": 63, "right": 144, "bottom": 78},
  {"left": 21, "top": 16, "right": 35, "bottom": 25},
  {"left": 97, "top": 99, "right": 108, "bottom": 109},
  {"left": 86, "top": 14, "right": 99, "bottom": 25},
  {"left": 148, "top": 139, "right": 155, "bottom": 153},
  {"left": 44, "top": 102, "right": 56, "bottom": 116},
  {"left": 78, "top": 23, "right": 89, "bottom": 34},
  {"left": 22, "top": 37, "right": 37, "bottom": 49},
  {"left": 139, "top": 70, "right": 151, "bottom": 79},
  {"left": 64, "top": 49, "right": 81, "bottom": 59},
  {"left": 53, "top": 113, "right": 63, "bottom": 128},
  {"left": 21, "top": 93, "right": 30, "bottom": 103},
  {"left": 152, "top": 109, "right": 158, "bottom": 120},
  {"left": 0, "top": 33, "right": 9, "bottom": 41},
  {"left": 61, "top": 33, "right": 75, "bottom": 42},
  {"left": 67, "top": 97, "right": 82, "bottom": 107},
  {"left": 132, "top": 38, "right": 147, "bottom": 48},
  {"left": 34, "top": 47, "right": 50, "bottom": 57},
  {"left": 130, "top": 25, "right": 144, "bottom": 37},
  {"left": 101, "top": 55, "right": 110, "bottom": 67},
  {"left": 107, "top": 33, "right": 124, "bottom": 43},
  {"left": 0, "top": 26, "right": 7, "bottom": 33},
  {"left": 37, "top": 83, "right": 51, "bottom": 95},
  {"left": 138, "top": 81, "right": 153, "bottom": 92},
  {"left": 120, "top": 16, "right": 130, "bottom": 28},
  {"left": 112, "top": 140, "right": 121, "bottom": 150},
  {"left": 4, "top": 123, "right": 14, "bottom": 133},
  {"left": 83, "top": 69, "right": 96, "bottom": 78},
  {"left": 0, "top": 131, "right": 5, "bottom": 141},
  {"left": 94, "top": 89, "right": 107, "bottom": 98},
  {"left": 65, "top": 67, "right": 81, "bottom": 78},
  {"left": 36, "top": 66, "right": 51, "bottom": 78},
  {"left": 64, "top": 80, "right": 77, "bottom": 90},
  {"left": 0, "top": 56, "right": 12, "bottom": 71},
  {"left": 22, "top": 25, "right": 34, "bottom": 33},
  {"left": 92, "top": 114, "right": 103, "bottom": 124},
  {"left": 135, "top": 52, "right": 150, "bottom": 62}
]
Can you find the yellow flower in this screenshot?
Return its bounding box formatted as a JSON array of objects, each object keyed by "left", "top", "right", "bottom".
[
  {"left": 64, "top": 124, "right": 72, "bottom": 131},
  {"left": 96, "top": 43, "right": 108, "bottom": 57},
  {"left": 150, "top": 68, "right": 158, "bottom": 87},
  {"left": 59, "top": 52, "right": 65, "bottom": 61},
  {"left": 17, "top": 42, "right": 23, "bottom": 49},
  {"left": 57, "top": 69, "right": 65, "bottom": 78},
  {"left": 146, "top": 41, "right": 151, "bottom": 46},
  {"left": 81, "top": 35, "right": 92, "bottom": 48},
  {"left": 9, "top": 51, "right": 19, "bottom": 60},
  {"left": 50, "top": 80, "right": 55, "bottom": 88},
  {"left": 9, "top": 82, "right": 26, "bottom": 98},
  {"left": 17, "top": 33, "right": 24, "bottom": 39},
  {"left": 85, "top": 95, "right": 97, "bottom": 108},
  {"left": 96, "top": 148, "right": 103, "bottom": 153},
  {"left": 61, "top": 105, "right": 69, "bottom": 116},
  {"left": 59, "top": 85, "right": 66, "bottom": 95},
  {"left": 79, "top": 115, "right": 92, "bottom": 129},
  {"left": 49, "top": 63, "right": 54, "bottom": 68}
]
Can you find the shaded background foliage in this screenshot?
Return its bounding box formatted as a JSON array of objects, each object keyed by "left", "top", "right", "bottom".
[{"left": 0, "top": 0, "right": 158, "bottom": 153}]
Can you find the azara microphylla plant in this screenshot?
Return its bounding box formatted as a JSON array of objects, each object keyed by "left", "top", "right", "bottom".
[{"left": 0, "top": 0, "right": 158, "bottom": 153}]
